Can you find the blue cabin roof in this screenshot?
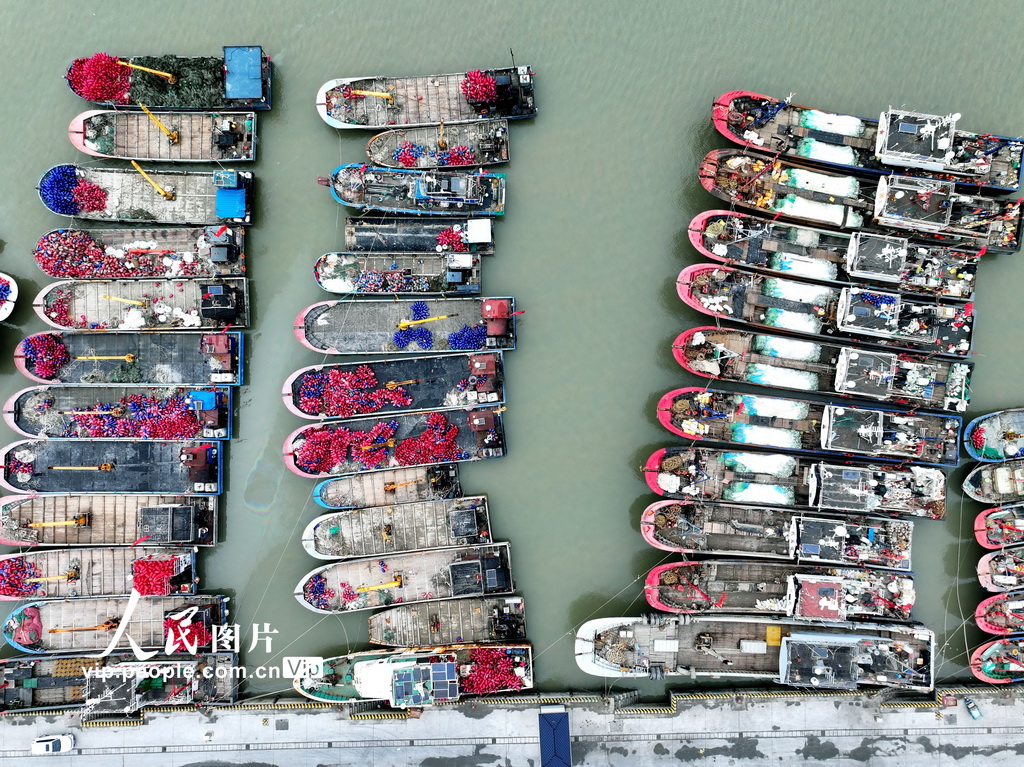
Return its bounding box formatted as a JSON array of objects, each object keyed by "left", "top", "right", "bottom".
[
  {"left": 216, "top": 188, "right": 248, "bottom": 219},
  {"left": 224, "top": 46, "right": 264, "bottom": 100}
]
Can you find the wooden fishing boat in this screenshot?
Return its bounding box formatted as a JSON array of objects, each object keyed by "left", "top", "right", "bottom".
[
  {"left": 975, "top": 591, "right": 1024, "bottom": 634},
  {"left": 35, "top": 278, "right": 249, "bottom": 331},
  {"left": 38, "top": 165, "right": 254, "bottom": 225},
  {"left": 689, "top": 210, "right": 978, "bottom": 299},
  {"left": 975, "top": 505, "right": 1024, "bottom": 550},
  {"left": 314, "top": 464, "right": 461, "bottom": 509},
  {"left": 34, "top": 227, "right": 246, "bottom": 280},
  {"left": 978, "top": 547, "right": 1024, "bottom": 592},
  {"left": 314, "top": 251, "right": 481, "bottom": 295},
  {"left": 368, "top": 596, "right": 527, "bottom": 647},
  {"left": 283, "top": 407, "right": 506, "bottom": 479},
  {"left": 345, "top": 216, "right": 495, "bottom": 254},
  {"left": 677, "top": 264, "right": 975, "bottom": 358},
  {"left": 0, "top": 494, "right": 217, "bottom": 548},
  {"left": 317, "top": 66, "right": 535, "bottom": 129},
  {"left": 296, "top": 296, "right": 517, "bottom": 355},
  {"left": 0, "top": 440, "right": 223, "bottom": 496},
  {"left": 0, "top": 651, "right": 236, "bottom": 714},
  {"left": 971, "top": 637, "right": 1024, "bottom": 683},
  {"left": 66, "top": 47, "right": 271, "bottom": 110},
  {"left": 644, "top": 447, "right": 946, "bottom": 520},
  {"left": 327, "top": 165, "right": 506, "bottom": 216},
  {"left": 699, "top": 149, "right": 1022, "bottom": 253},
  {"left": 673, "top": 327, "right": 971, "bottom": 413},
  {"left": 294, "top": 643, "right": 532, "bottom": 707},
  {"left": 965, "top": 409, "right": 1024, "bottom": 462},
  {"left": 575, "top": 614, "right": 934, "bottom": 691},
  {"left": 69, "top": 110, "right": 256, "bottom": 162},
  {"left": 367, "top": 120, "right": 509, "bottom": 169},
  {"left": 301, "top": 496, "right": 492, "bottom": 559},
  {"left": 712, "top": 91, "right": 1024, "bottom": 193},
  {"left": 963, "top": 460, "right": 1024, "bottom": 504},
  {"left": 283, "top": 352, "right": 505, "bottom": 420},
  {"left": 640, "top": 500, "right": 913, "bottom": 570},
  {"left": 295, "top": 543, "right": 513, "bottom": 615},
  {"left": 0, "top": 547, "right": 197, "bottom": 600},
  {"left": 0, "top": 272, "right": 18, "bottom": 322},
  {"left": 4, "top": 385, "right": 232, "bottom": 441},
  {"left": 658, "top": 387, "right": 961, "bottom": 468},
  {"left": 2, "top": 594, "right": 230, "bottom": 654},
  {"left": 15, "top": 331, "right": 243, "bottom": 387},
  {"left": 644, "top": 560, "right": 914, "bottom": 620}
]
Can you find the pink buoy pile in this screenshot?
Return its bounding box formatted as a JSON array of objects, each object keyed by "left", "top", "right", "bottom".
[
  {"left": 293, "top": 420, "right": 399, "bottom": 473},
  {"left": 436, "top": 227, "right": 468, "bottom": 252},
  {"left": 438, "top": 145, "right": 477, "bottom": 166},
  {"left": 62, "top": 392, "right": 202, "bottom": 439},
  {"left": 132, "top": 558, "right": 176, "bottom": 596},
  {"left": 44, "top": 289, "right": 101, "bottom": 329},
  {"left": 297, "top": 365, "right": 413, "bottom": 418},
  {"left": 0, "top": 558, "right": 42, "bottom": 598},
  {"left": 20, "top": 335, "right": 71, "bottom": 380},
  {"left": 460, "top": 70, "right": 497, "bottom": 103},
  {"left": 459, "top": 647, "right": 525, "bottom": 694},
  {"left": 66, "top": 53, "right": 131, "bottom": 103},
  {"left": 971, "top": 427, "right": 986, "bottom": 450},
  {"left": 164, "top": 615, "right": 212, "bottom": 651},
  {"left": 340, "top": 86, "right": 367, "bottom": 100},
  {"left": 393, "top": 412, "right": 467, "bottom": 465},
  {"left": 71, "top": 180, "right": 108, "bottom": 212}
]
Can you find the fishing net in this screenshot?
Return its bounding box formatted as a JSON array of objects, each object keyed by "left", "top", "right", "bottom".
[{"left": 128, "top": 57, "right": 224, "bottom": 108}]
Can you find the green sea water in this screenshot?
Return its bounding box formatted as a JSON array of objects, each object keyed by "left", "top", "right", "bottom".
[{"left": 0, "top": 0, "right": 1015, "bottom": 698}]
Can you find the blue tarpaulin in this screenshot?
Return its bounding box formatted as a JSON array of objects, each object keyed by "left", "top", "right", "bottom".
[
  {"left": 539, "top": 707, "right": 571, "bottom": 767},
  {"left": 187, "top": 391, "right": 218, "bottom": 411},
  {"left": 224, "top": 46, "right": 264, "bottom": 100},
  {"left": 216, "top": 188, "right": 247, "bottom": 220}
]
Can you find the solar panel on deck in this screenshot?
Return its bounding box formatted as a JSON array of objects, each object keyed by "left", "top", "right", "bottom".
[
  {"left": 486, "top": 570, "right": 498, "bottom": 588},
  {"left": 898, "top": 123, "right": 918, "bottom": 134}
]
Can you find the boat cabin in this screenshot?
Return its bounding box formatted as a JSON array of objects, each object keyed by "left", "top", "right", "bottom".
[
  {"left": 875, "top": 110, "right": 959, "bottom": 172},
  {"left": 780, "top": 631, "right": 932, "bottom": 690}
]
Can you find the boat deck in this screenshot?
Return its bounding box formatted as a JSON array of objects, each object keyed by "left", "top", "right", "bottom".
[
  {"left": 331, "top": 166, "right": 504, "bottom": 216},
  {"left": 2, "top": 440, "right": 221, "bottom": 495},
  {"left": 646, "top": 502, "right": 794, "bottom": 557},
  {"left": 307, "top": 496, "right": 490, "bottom": 558},
  {"left": 1, "top": 655, "right": 102, "bottom": 710},
  {"left": 0, "top": 494, "right": 216, "bottom": 547},
  {"left": 1, "top": 547, "right": 195, "bottom": 600},
  {"left": 78, "top": 111, "right": 255, "bottom": 162},
  {"left": 314, "top": 252, "right": 481, "bottom": 295},
  {"left": 368, "top": 596, "right": 527, "bottom": 646},
  {"left": 965, "top": 461, "right": 1024, "bottom": 503},
  {"left": 344, "top": 217, "right": 494, "bottom": 254},
  {"left": 367, "top": 120, "right": 510, "bottom": 168},
  {"left": 315, "top": 465, "right": 461, "bottom": 509}
]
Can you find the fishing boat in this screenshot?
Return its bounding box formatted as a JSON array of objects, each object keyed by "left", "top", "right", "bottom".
[
  {"left": 712, "top": 92, "right": 1024, "bottom": 193},
  {"left": 689, "top": 210, "right": 978, "bottom": 299},
  {"left": 283, "top": 352, "right": 505, "bottom": 420},
  {"left": 673, "top": 327, "right": 971, "bottom": 413},
  {"left": 368, "top": 596, "right": 527, "bottom": 647},
  {"left": 295, "top": 543, "right": 512, "bottom": 615},
  {"left": 640, "top": 500, "right": 913, "bottom": 570},
  {"left": 975, "top": 592, "right": 1024, "bottom": 634},
  {"left": 367, "top": 119, "right": 510, "bottom": 168},
  {"left": 963, "top": 460, "right": 1024, "bottom": 504},
  {"left": 965, "top": 409, "right": 1024, "bottom": 462},
  {"left": 0, "top": 272, "right": 18, "bottom": 322},
  {"left": 975, "top": 506, "right": 1024, "bottom": 550},
  {"left": 294, "top": 643, "right": 532, "bottom": 707},
  {"left": 38, "top": 165, "right": 253, "bottom": 225},
  {"left": 296, "top": 296, "right": 517, "bottom": 355},
  {"left": 699, "top": 149, "right": 1022, "bottom": 253},
  {"left": 0, "top": 440, "right": 223, "bottom": 496},
  {"left": 677, "top": 264, "right": 975, "bottom": 358},
  {"left": 314, "top": 251, "right": 481, "bottom": 295},
  {"left": 15, "top": 331, "right": 244, "bottom": 387},
  {"left": 66, "top": 47, "right": 271, "bottom": 110},
  {"left": 0, "top": 547, "right": 197, "bottom": 600},
  {"left": 34, "top": 227, "right": 246, "bottom": 280},
  {"left": 35, "top": 278, "right": 249, "bottom": 331},
  {"left": 644, "top": 561, "right": 914, "bottom": 621},
  {"left": 326, "top": 165, "right": 506, "bottom": 216},
  {"left": 657, "top": 387, "right": 961, "bottom": 468},
  {"left": 314, "top": 464, "right": 461, "bottom": 509},
  {"left": 978, "top": 547, "right": 1024, "bottom": 592},
  {"left": 0, "top": 494, "right": 217, "bottom": 548},
  {"left": 575, "top": 614, "right": 934, "bottom": 691},
  {"left": 345, "top": 216, "right": 495, "bottom": 254},
  {"left": 2, "top": 594, "right": 230, "bottom": 654},
  {"left": 4, "top": 385, "right": 232, "bottom": 440},
  {"left": 316, "top": 66, "right": 535, "bottom": 129},
  {"left": 302, "top": 496, "right": 491, "bottom": 560},
  {"left": 283, "top": 407, "right": 506, "bottom": 479},
  {"left": 644, "top": 447, "right": 946, "bottom": 520},
  {"left": 0, "top": 651, "right": 236, "bottom": 714},
  {"left": 69, "top": 110, "right": 256, "bottom": 162},
  {"left": 970, "top": 637, "right": 1024, "bottom": 683}
]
